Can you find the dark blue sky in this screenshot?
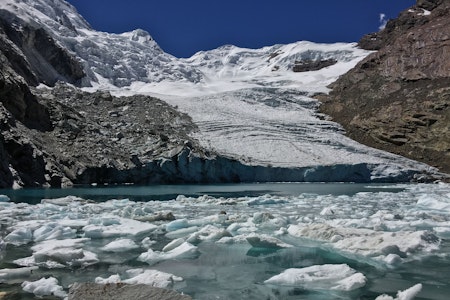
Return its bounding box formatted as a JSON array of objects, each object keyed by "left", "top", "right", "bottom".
[{"left": 66, "top": 0, "right": 415, "bottom": 58}]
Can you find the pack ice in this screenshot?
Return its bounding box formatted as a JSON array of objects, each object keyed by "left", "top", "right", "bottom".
[{"left": 0, "top": 183, "right": 449, "bottom": 298}]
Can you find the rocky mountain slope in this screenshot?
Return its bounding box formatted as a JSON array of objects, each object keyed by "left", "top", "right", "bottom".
[
  {"left": 319, "top": 0, "right": 450, "bottom": 174},
  {"left": 0, "top": 0, "right": 445, "bottom": 188}
]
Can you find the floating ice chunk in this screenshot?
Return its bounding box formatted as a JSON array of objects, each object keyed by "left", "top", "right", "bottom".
[
  {"left": 331, "top": 272, "right": 367, "bottom": 291},
  {"left": 14, "top": 238, "right": 98, "bottom": 269},
  {"left": 252, "top": 212, "right": 275, "bottom": 224},
  {"left": 22, "top": 277, "right": 67, "bottom": 298},
  {"left": 88, "top": 217, "right": 121, "bottom": 226},
  {"left": 288, "top": 223, "right": 341, "bottom": 241},
  {"left": 31, "top": 238, "right": 89, "bottom": 253},
  {"left": 0, "top": 195, "right": 10, "bottom": 202},
  {"left": 288, "top": 224, "right": 440, "bottom": 260},
  {"left": 416, "top": 195, "right": 450, "bottom": 212},
  {"left": 0, "top": 267, "right": 38, "bottom": 282},
  {"left": 247, "top": 197, "right": 288, "bottom": 206},
  {"left": 83, "top": 218, "right": 157, "bottom": 239},
  {"left": 162, "top": 238, "right": 185, "bottom": 252},
  {"left": 141, "top": 237, "right": 157, "bottom": 249},
  {"left": 122, "top": 269, "right": 183, "bottom": 288},
  {"left": 57, "top": 218, "right": 89, "bottom": 228},
  {"left": 186, "top": 225, "right": 232, "bottom": 244},
  {"left": 333, "top": 230, "right": 439, "bottom": 258},
  {"left": 134, "top": 211, "right": 175, "bottom": 222},
  {"left": 216, "top": 234, "right": 250, "bottom": 245},
  {"left": 4, "top": 228, "right": 33, "bottom": 246},
  {"left": 396, "top": 283, "right": 423, "bottom": 300},
  {"left": 107, "top": 198, "right": 135, "bottom": 207},
  {"left": 165, "top": 226, "right": 200, "bottom": 239},
  {"left": 101, "top": 238, "right": 140, "bottom": 252},
  {"left": 246, "top": 233, "right": 293, "bottom": 249},
  {"left": 226, "top": 222, "right": 242, "bottom": 233},
  {"left": 434, "top": 226, "right": 450, "bottom": 238},
  {"left": 384, "top": 254, "right": 403, "bottom": 265},
  {"left": 95, "top": 274, "right": 121, "bottom": 284},
  {"left": 33, "top": 223, "right": 76, "bottom": 242},
  {"left": 41, "top": 196, "right": 84, "bottom": 206},
  {"left": 166, "top": 219, "right": 189, "bottom": 231},
  {"left": 138, "top": 242, "right": 198, "bottom": 265},
  {"left": 264, "top": 264, "right": 366, "bottom": 291},
  {"left": 320, "top": 206, "right": 336, "bottom": 216},
  {"left": 375, "top": 283, "right": 422, "bottom": 300},
  {"left": 188, "top": 214, "right": 228, "bottom": 227},
  {"left": 95, "top": 268, "right": 183, "bottom": 289}
]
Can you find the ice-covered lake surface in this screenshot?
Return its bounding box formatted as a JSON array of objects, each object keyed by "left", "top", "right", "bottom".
[{"left": 0, "top": 182, "right": 449, "bottom": 299}]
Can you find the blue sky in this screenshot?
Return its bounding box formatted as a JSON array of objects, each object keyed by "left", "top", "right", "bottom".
[{"left": 66, "top": 0, "right": 415, "bottom": 58}]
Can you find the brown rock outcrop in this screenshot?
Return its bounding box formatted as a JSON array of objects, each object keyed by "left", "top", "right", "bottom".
[{"left": 319, "top": 0, "right": 450, "bottom": 174}]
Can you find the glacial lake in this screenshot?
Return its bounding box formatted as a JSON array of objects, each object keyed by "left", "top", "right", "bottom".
[{"left": 0, "top": 182, "right": 449, "bottom": 299}]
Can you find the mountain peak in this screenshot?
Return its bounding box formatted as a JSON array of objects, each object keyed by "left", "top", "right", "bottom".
[
  {"left": 0, "top": 0, "right": 91, "bottom": 33},
  {"left": 125, "top": 28, "right": 154, "bottom": 43}
]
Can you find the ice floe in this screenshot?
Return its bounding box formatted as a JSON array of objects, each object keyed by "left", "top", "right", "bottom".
[
  {"left": 14, "top": 238, "right": 98, "bottom": 269},
  {"left": 245, "top": 233, "right": 292, "bottom": 249},
  {"left": 0, "top": 267, "right": 38, "bottom": 282},
  {"left": 22, "top": 277, "right": 67, "bottom": 298},
  {"left": 83, "top": 217, "right": 157, "bottom": 238},
  {"left": 0, "top": 195, "right": 10, "bottom": 202},
  {"left": 138, "top": 242, "right": 198, "bottom": 265},
  {"left": 101, "top": 238, "right": 140, "bottom": 252},
  {"left": 96, "top": 269, "right": 183, "bottom": 288},
  {"left": 264, "top": 264, "right": 366, "bottom": 291},
  {"left": 375, "top": 283, "right": 423, "bottom": 300},
  {"left": 288, "top": 223, "right": 440, "bottom": 261}
]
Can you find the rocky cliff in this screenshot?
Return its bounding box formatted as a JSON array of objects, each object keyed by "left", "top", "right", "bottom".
[{"left": 319, "top": 0, "right": 450, "bottom": 174}]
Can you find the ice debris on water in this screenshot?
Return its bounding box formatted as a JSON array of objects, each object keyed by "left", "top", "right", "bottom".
[
  {"left": 101, "top": 238, "right": 140, "bottom": 252},
  {"left": 21, "top": 277, "right": 67, "bottom": 298},
  {"left": 0, "top": 183, "right": 447, "bottom": 298},
  {"left": 0, "top": 195, "right": 10, "bottom": 202},
  {"left": 0, "top": 267, "right": 38, "bottom": 282},
  {"left": 264, "top": 264, "right": 366, "bottom": 291},
  {"left": 96, "top": 269, "right": 183, "bottom": 288},
  {"left": 375, "top": 283, "right": 423, "bottom": 300},
  {"left": 138, "top": 242, "right": 198, "bottom": 266}
]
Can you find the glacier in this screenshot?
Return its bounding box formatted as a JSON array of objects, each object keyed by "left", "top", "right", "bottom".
[{"left": 0, "top": 0, "right": 439, "bottom": 182}]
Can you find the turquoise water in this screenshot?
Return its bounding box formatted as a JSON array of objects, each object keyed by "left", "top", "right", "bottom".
[
  {"left": 0, "top": 183, "right": 449, "bottom": 299},
  {"left": 2, "top": 182, "right": 404, "bottom": 203}
]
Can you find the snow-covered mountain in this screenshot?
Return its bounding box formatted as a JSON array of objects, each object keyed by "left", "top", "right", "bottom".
[
  {"left": 0, "top": 0, "right": 203, "bottom": 86},
  {"left": 0, "top": 0, "right": 440, "bottom": 184}
]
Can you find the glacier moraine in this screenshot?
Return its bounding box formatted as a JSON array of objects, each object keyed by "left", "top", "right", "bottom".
[{"left": 0, "top": 183, "right": 449, "bottom": 299}]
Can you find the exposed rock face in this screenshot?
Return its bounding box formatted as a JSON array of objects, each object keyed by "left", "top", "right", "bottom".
[
  {"left": 0, "top": 9, "right": 85, "bottom": 86},
  {"left": 293, "top": 58, "right": 337, "bottom": 72},
  {"left": 319, "top": 0, "right": 450, "bottom": 173}
]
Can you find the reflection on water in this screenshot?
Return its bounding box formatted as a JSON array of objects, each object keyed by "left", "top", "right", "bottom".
[{"left": 2, "top": 182, "right": 405, "bottom": 204}]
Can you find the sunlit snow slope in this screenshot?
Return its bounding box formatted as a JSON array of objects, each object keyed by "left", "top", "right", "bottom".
[{"left": 0, "top": 0, "right": 437, "bottom": 180}]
